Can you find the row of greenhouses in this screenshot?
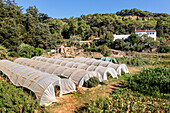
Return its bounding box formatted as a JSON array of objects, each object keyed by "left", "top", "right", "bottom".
[{"left": 0, "top": 56, "right": 129, "bottom": 106}]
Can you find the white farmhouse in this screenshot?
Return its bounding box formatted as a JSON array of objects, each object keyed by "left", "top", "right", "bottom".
[
  {"left": 135, "top": 30, "right": 156, "bottom": 40},
  {"left": 113, "top": 34, "right": 130, "bottom": 41}
]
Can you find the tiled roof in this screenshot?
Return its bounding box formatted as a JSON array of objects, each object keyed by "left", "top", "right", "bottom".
[{"left": 135, "top": 30, "right": 156, "bottom": 32}]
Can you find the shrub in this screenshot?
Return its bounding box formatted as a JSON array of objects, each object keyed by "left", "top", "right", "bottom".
[
  {"left": 125, "top": 67, "right": 170, "bottom": 98},
  {"left": 0, "top": 78, "right": 39, "bottom": 112},
  {"left": 18, "top": 44, "right": 35, "bottom": 58},
  {"left": 83, "top": 77, "right": 100, "bottom": 88},
  {"left": 0, "top": 45, "right": 8, "bottom": 60},
  {"left": 159, "top": 45, "right": 170, "bottom": 53},
  {"left": 18, "top": 44, "right": 44, "bottom": 58},
  {"left": 9, "top": 51, "right": 19, "bottom": 57},
  {"left": 34, "top": 48, "right": 44, "bottom": 56},
  {"left": 98, "top": 45, "right": 112, "bottom": 57},
  {"left": 132, "top": 44, "right": 144, "bottom": 52}
]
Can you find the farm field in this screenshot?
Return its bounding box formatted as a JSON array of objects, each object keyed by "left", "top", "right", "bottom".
[
  {"left": 47, "top": 65, "right": 170, "bottom": 113},
  {"left": 0, "top": 56, "right": 169, "bottom": 113},
  {"left": 0, "top": 0, "right": 170, "bottom": 112},
  {"left": 47, "top": 74, "right": 131, "bottom": 113}
]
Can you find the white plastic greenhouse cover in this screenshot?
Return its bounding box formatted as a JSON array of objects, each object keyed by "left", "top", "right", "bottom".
[
  {"left": 0, "top": 60, "right": 76, "bottom": 106},
  {"left": 15, "top": 58, "right": 99, "bottom": 87},
  {"left": 31, "top": 57, "right": 118, "bottom": 80},
  {"left": 52, "top": 56, "right": 129, "bottom": 75}
]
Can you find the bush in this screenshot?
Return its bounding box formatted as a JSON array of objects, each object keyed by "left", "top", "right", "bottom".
[
  {"left": 0, "top": 45, "right": 8, "bottom": 60},
  {"left": 9, "top": 51, "right": 19, "bottom": 57},
  {"left": 83, "top": 77, "right": 100, "bottom": 88},
  {"left": 132, "top": 44, "right": 144, "bottom": 52},
  {"left": 34, "top": 48, "right": 44, "bottom": 56},
  {"left": 18, "top": 44, "right": 44, "bottom": 58},
  {"left": 125, "top": 67, "right": 170, "bottom": 98},
  {"left": 159, "top": 45, "right": 170, "bottom": 53},
  {"left": 0, "top": 78, "right": 39, "bottom": 112},
  {"left": 98, "top": 45, "right": 112, "bottom": 57},
  {"left": 77, "top": 88, "right": 170, "bottom": 113}
]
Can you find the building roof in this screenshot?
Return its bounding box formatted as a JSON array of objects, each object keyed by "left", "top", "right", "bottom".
[
  {"left": 80, "top": 40, "right": 93, "bottom": 43},
  {"left": 135, "top": 30, "right": 156, "bottom": 32}
]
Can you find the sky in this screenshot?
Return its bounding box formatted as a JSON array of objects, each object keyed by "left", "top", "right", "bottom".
[{"left": 15, "top": 0, "right": 170, "bottom": 19}]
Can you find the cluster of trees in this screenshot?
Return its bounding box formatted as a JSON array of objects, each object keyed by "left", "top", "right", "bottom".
[
  {"left": 0, "top": 0, "right": 169, "bottom": 55},
  {"left": 0, "top": 0, "right": 63, "bottom": 52},
  {"left": 116, "top": 8, "right": 169, "bottom": 17}
]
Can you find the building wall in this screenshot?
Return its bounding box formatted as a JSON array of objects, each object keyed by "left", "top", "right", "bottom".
[
  {"left": 113, "top": 31, "right": 157, "bottom": 42},
  {"left": 135, "top": 32, "right": 156, "bottom": 40},
  {"left": 113, "top": 35, "right": 130, "bottom": 41}
]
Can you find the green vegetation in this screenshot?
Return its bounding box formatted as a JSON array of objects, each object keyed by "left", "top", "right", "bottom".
[
  {"left": 111, "top": 33, "right": 159, "bottom": 52},
  {"left": 98, "top": 45, "right": 112, "bottom": 57},
  {"left": 83, "top": 77, "right": 100, "bottom": 88},
  {"left": 159, "top": 45, "right": 170, "bottom": 53},
  {"left": 77, "top": 67, "right": 170, "bottom": 112},
  {"left": 0, "top": 78, "right": 39, "bottom": 112},
  {"left": 0, "top": 45, "right": 8, "bottom": 60},
  {"left": 125, "top": 67, "right": 170, "bottom": 98},
  {"left": 116, "top": 55, "right": 158, "bottom": 66},
  {"left": 116, "top": 8, "right": 169, "bottom": 17},
  {"left": 78, "top": 88, "right": 170, "bottom": 113},
  {"left": 18, "top": 44, "right": 44, "bottom": 58},
  {"left": 0, "top": 1, "right": 169, "bottom": 55},
  {"left": 9, "top": 44, "right": 44, "bottom": 58}
]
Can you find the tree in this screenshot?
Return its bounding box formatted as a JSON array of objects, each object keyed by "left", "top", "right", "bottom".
[
  {"left": 0, "top": 18, "right": 23, "bottom": 51},
  {"left": 48, "top": 33, "right": 63, "bottom": 49},
  {"left": 0, "top": 45, "right": 8, "bottom": 59},
  {"left": 62, "top": 24, "right": 70, "bottom": 39},
  {"left": 103, "top": 31, "right": 114, "bottom": 47},
  {"left": 128, "top": 33, "right": 143, "bottom": 45},
  {"left": 68, "top": 17, "right": 78, "bottom": 36},
  {"left": 99, "top": 45, "right": 112, "bottom": 57},
  {"left": 136, "top": 16, "right": 139, "bottom": 20},
  {"left": 39, "top": 13, "right": 49, "bottom": 22},
  {"left": 156, "top": 19, "right": 163, "bottom": 37},
  {"left": 69, "top": 35, "right": 81, "bottom": 46},
  {"left": 113, "top": 39, "right": 131, "bottom": 51},
  {"left": 77, "top": 20, "right": 92, "bottom": 40}
]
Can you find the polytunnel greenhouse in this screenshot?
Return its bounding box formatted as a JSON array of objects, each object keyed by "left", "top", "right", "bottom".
[
  {"left": 0, "top": 60, "right": 76, "bottom": 106},
  {"left": 14, "top": 58, "right": 100, "bottom": 87},
  {"left": 31, "top": 57, "right": 118, "bottom": 80},
  {"left": 52, "top": 56, "right": 129, "bottom": 75}
]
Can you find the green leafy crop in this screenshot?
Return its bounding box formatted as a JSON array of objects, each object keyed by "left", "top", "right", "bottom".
[
  {"left": 0, "top": 78, "right": 40, "bottom": 113},
  {"left": 83, "top": 77, "right": 100, "bottom": 88}
]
